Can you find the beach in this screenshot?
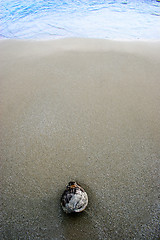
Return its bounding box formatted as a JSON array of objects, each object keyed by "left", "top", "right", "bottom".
[{"left": 0, "top": 39, "right": 160, "bottom": 239}]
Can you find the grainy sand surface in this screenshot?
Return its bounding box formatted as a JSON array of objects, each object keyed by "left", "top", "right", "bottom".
[{"left": 0, "top": 39, "right": 160, "bottom": 240}]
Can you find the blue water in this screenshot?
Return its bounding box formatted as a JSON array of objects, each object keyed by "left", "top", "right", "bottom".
[{"left": 1, "top": 0, "right": 160, "bottom": 39}]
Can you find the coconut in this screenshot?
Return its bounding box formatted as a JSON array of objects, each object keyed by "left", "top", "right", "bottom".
[{"left": 61, "top": 181, "right": 88, "bottom": 213}]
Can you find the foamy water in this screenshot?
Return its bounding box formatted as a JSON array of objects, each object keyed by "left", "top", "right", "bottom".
[{"left": 1, "top": 0, "right": 160, "bottom": 39}]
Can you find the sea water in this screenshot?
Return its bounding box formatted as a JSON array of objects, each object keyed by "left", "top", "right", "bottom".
[{"left": 1, "top": 0, "right": 160, "bottom": 39}]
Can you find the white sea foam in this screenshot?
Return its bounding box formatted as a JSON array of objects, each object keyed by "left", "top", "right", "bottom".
[{"left": 1, "top": 0, "right": 160, "bottom": 39}]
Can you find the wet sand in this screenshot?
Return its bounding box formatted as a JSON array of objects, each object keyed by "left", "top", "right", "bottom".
[{"left": 0, "top": 39, "right": 160, "bottom": 240}]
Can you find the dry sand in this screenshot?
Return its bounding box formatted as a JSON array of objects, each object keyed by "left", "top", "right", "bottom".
[{"left": 0, "top": 39, "right": 160, "bottom": 240}]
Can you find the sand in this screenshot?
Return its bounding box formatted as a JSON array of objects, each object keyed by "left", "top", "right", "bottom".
[{"left": 0, "top": 38, "right": 160, "bottom": 240}]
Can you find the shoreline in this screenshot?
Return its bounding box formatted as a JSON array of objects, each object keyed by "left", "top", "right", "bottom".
[{"left": 1, "top": 38, "right": 160, "bottom": 61}]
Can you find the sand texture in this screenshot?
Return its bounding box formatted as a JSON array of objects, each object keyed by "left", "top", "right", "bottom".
[{"left": 0, "top": 39, "right": 160, "bottom": 240}]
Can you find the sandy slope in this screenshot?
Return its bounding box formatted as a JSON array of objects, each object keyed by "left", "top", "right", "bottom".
[{"left": 0, "top": 39, "right": 160, "bottom": 240}]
